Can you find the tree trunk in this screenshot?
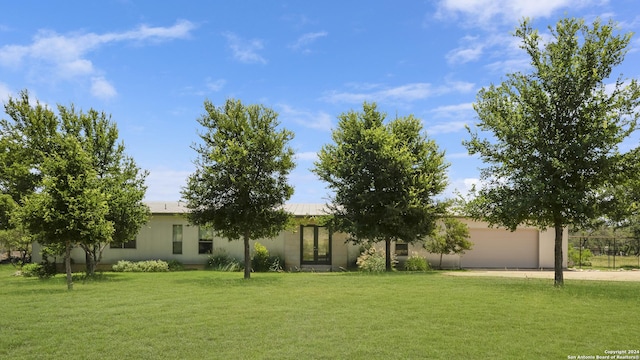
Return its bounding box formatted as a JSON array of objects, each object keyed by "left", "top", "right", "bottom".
[
  {"left": 554, "top": 223, "right": 564, "bottom": 287},
  {"left": 439, "top": 253, "right": 443, "bottom": 269},
  {"left": 243, "top": 231, "right": 251, "bottom": 279},
  {"left": 65, "top": 240, "right": 73, "bottom": 291},
  {"left": 385, "top": 239, "right": 392, "bottom": 272}
]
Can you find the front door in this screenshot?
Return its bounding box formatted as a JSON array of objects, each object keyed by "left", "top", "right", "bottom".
[{"left": 301, "top": 225, "right": 331, "bottom": 265}]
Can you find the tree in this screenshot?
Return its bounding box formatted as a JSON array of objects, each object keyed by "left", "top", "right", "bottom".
[
  {"left": 463, "top": 18, "right": 640, "bottom": 286},
  {"left": 1, "top": 90, "right": 149, "bottom": 278},
  {"left": 182, "top": 99, "right": 296, "bottom": 279},
  {"left": 16, "top": 134, "right": 113, "bottom": 290},
  {"left": 424, "top": 217, "right": 472, "bottom": 269},
  {"left": 58, "top": 106, "right": 149, "bottom": 275},
  {"left": 314, "top": 102, "right": 449, "bottom": 271}
]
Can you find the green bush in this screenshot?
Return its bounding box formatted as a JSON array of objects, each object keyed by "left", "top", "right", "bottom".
[
  {"left": 568, "top": 247, "right": 592, "bottom": 267},
  {"left": 404, "top": 255, "right": 430, "bottom": 271},
  {"left": 356, "top": 247, "right": 386, "bottom": 272},
  {"left": 206, "top": 250, "right": 242, "bottom": 272},
  {"left": 167, "top": 260, "right": 184, "bottom": 271},
  {"left": 20, "top": 263, "right": 42, "bottom": 277},
  {"left": 112, "top": 260, "right": 169, "bottom": 272},
  {"left": 251, "top": 242, "right": 271, "bottom": 272}
]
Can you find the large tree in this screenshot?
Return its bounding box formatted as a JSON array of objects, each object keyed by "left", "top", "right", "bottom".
[
  {"left": 464, "top": 18, "right": 640, "bottom": 286},
  {"left": 58, "top": 106, "right": 149, "bottom": 275},
  {"left": 314, "top": 102, "right": 449, "bottom": 271},
  {"left": 1, "top": 90, "right": 149, "bottom": 278},
  {"left": 182, "top": 99, "right": 296, "bottom": 279},
  {"left": 16, "top": 134, "right": 113, "bottom": 290}
]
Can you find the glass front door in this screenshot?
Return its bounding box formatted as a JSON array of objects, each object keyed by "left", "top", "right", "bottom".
[{"left": 301, "top": 225, "right": 331, "bottom": 265}]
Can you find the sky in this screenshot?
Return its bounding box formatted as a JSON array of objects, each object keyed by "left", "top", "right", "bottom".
[{"left": 1, "top": 0, "right": 639, "bottom": 204}]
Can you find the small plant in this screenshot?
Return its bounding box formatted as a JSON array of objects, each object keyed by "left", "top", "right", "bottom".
[
  {"left": 568, "top": 247, "right": 592, "bottom": 267},
  {"left": 269, "top": 256, "right": 284, "bottom": 272},
  {"left": 356, "top": 247, "right": 386, "bottom": 272},
  {"left": 251, "top": 242, "right": 271, "bottom": 272},
  {"left": 167, "top": 259, "right": 184, "bottom": 271},
  {"left": 20, "top": 263, "right": 42, "bottom": 277},
  {"left": 206, "top": 250, "right": 242, "bottom": 271},
  {"left": 404, "top": 254, "right": 430, "bottom": 271},
  {"left": 19, "top": 261, "right": 57, "bottom": 279},
  {"left": 112, "top": 260, "right": 169, "bottom": 272}
]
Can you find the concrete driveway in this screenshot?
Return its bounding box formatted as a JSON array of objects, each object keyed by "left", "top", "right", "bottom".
[{"left": 444, "top": 269, "right": 640, "bottom": 282}]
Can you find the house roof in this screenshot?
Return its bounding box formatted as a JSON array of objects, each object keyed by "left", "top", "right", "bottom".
[{"left": 146, "top": 202, "right": 330, "bottom": 217}]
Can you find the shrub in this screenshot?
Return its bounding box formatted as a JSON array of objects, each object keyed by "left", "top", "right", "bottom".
[
  {"left": 568, "top": 247, "right": 592, "bottom": 267},
  {"left": 269, "top": 256, "right": 284, "bottom": 272},
  {"left": 356, "top": 247, "right": 386, "bottom": 272},
  {"left": 167, "top": 260, "right": 184, "bottom": 271},
  {"left": 20, "top": 263, "right": 42, "bottom": 277},
  {"left": 112, "top": 260, "right": 169, "bottom": 272},
  {"left": 404, "top": 254, "right": 430, "bottom": 271},
  {"left": 206, "top": 250, "right": 242, "bottom": 272},
  {"left": 20, "top": 261, "right": 56, "bottom": 279},
  {"left": 251, "top": 242, "right": 271, "bottom": 272}
]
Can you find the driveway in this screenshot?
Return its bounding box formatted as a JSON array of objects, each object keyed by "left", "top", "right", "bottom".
[{"left": 444, "top": 269, "right": 640, "bottom": 282}]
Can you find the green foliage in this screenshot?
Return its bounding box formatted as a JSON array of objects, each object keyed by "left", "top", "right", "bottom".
[
  {"left": 251, "top": 242, "right": 272, "bottom": 272},
  {"left": 463, "top": 18, "right": 640, "bottom": 285},
  {"left": 20, "top": 263, "right": 42, "bottom": 277},
  {"left": 167, "top": 260, "right": 184, "bottom": 272},
  {"left": 568, "top": 247, "right": 593, "bottom": 267},
  {"left": 112, "top": 260, "right": 169, "bottom": 272},
  {"left": 182, "top": 99, "right": 296, "bottom": 279},
  {"left": 425, "top": 217, "right": 472, "bottom": 269},
  {"left": 206, "top": 249, "right": 243, "bottom": 272},
  {"left": 356, "top": 247, "right": 396, "bottom": 272},
  {"left": 19, "top": 261, "right": 56, "bottom": 279},
  {"left": 314, "top": 102, "right": 448, "bottom": 271},
  {"left": 403, "top": 254, "right": 430, "bottom": 271}
]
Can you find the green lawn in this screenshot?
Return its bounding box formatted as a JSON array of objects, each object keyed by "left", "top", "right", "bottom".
[
  {"left": 0, "top": 265, "right": 638, "bottom": 359},
  {"left": 588, "top": 255, "right": 640, "bottom": 269}
]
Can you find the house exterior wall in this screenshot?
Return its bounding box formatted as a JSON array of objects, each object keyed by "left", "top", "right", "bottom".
[{"left": 32, "top": 213, "right": 568, "bottom": 270}]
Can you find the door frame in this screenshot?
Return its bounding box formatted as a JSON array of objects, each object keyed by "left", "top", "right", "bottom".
[{"left": 300, "top": 225, "right": 332, "bottom": 265}]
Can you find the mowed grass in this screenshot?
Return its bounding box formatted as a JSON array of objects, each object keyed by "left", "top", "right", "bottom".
[
  {"left": 588, "top": 255, "right": 640, "bottom": 269},
  {"left": 1, "top": 265, "right": 638, "bottom": 359}
]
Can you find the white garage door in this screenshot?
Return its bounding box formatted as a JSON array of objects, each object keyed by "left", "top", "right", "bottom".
[{"left": 461, "top": 228, "right": 538, "bottom": 268}]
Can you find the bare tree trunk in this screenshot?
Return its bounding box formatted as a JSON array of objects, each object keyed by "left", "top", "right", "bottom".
[
  {"left": 65, "top": 240, "right": 73, "bottom": 291},
  {"left": 439, "top": 253, "right": 443, "bottom": 269},
  {"left": 554, "top": 223, "right": 564, "bottom": 287},
  {"left": 385, "top": 239, "right": 392, "bottom": 272},
  {"left": 243, "top": 231, "right": 251, "bottom": 279}
]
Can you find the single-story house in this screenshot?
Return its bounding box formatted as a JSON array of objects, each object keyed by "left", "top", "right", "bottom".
[{"left": 32, "top": 201, "right": 568, "bottom": 270}]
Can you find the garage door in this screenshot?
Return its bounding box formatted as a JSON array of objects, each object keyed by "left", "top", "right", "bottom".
[{"left": 461, "top": 228, "right": 538, "bottom": 268}]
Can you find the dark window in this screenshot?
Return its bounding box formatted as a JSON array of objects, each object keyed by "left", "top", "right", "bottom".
[
  {"left": 172, "top": 225, "right": 183, "bottom": 254},
  {"left": 395, "top": 242, "right": 408, "bottom": 256},
  {"left": 198, "top": 226, "right": 213, "bottom": 254},
  {"left": 110, "top": 239, "right": 137, "bottom": 249}
]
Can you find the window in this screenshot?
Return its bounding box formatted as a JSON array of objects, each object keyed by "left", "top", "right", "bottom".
[
  {"left": 198, "top": 226, "right": 213, "bottom": 254},
  {"left": 395, "top": 241, "right": 408, "bottom": 256},
  {"left": 110, "top": 239, "right": 136, "bottom": 249},
  {"left": 172, "top": 225, "right": 183, "bottom": 254}
]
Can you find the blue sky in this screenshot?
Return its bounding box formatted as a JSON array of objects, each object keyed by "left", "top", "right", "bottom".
[{"left": 1, "top": 0, "right": 639, "bottom": 203}]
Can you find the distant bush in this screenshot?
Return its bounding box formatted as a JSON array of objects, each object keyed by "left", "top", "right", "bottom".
[
  {"left": 112, "top": 260, "right": 169, "bottom": 272},
  {"left": 20, "top": 261, "right": 56, "bottom": 279},
  {"left": 206, "top": 250, "right": 242, "bottom": 272},
  {"left": 568, "top": 247, "right": 592, "bottom": 267},
  {"left": 404, "top": 254, "right": 430, "bottom": 271},
  {"left": 357, "top": 247, "right": 386, "bottom": 272},
  {"left": 167, "top": 260, "right": 184, "bottom": 271},
  {"left": 251, "top": 242, "right": 271, "bottom": 272}
]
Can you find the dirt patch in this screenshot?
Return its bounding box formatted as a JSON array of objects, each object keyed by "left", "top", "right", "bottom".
[{"left": 444, "top": 269, "right": 640, "bottom": 282}]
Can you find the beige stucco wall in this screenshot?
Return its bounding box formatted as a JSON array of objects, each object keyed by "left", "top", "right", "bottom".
[{"left": 32, "top": 215, "right": 567, "bottom": 270}]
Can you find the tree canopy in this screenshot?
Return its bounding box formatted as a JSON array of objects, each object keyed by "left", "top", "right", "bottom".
[
  {"left": 182, "top": 99, "right": 296, "bottom": 279},
  {"left": 463, "top": 18, "right": 640, "bottom": 286},
  {"left": 314, "top": 102, "right": 449, "bottom": 271}
]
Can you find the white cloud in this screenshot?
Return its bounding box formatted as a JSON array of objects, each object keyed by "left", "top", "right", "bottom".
[
  {"left": 295, "top": 151, "right": 318, "bottom": 162},
  {"left": 289, "top": 31, "right": 328, "bottom": 52},
  {"left": 0, "top": 20, "right": 196, "bottom": 98},
  {"left": 144, "top": 167, "right": 193, "bottom": 201},
  {"left": 435, "top": 0, "right": 606, "bottom": 27},
  {"left": 205, "top": 78, "right": 226, "bottom": 92},
  {"left": 90, "top": 76, "right": 117, "bottom": 100},
  {"left": 444, "top": 177, "right": 480, "bottom": 199},
  {"left": 0, "top": 82, "right": 12, "bottom": 103},
  {"left": 223, "top": 32, "right": 267, "bottom": 64},
  {"left": 278, "top": 104, "right": 333, "bottom": 131},
  {"left": 446, "top": 43, "right": 484, "bottom": 64},
  {"left": 322, "top": 80, "right": 474, "bottom": 105},
  {"left": 427, "top": 121, "right": 469, "bottom": 135}
]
